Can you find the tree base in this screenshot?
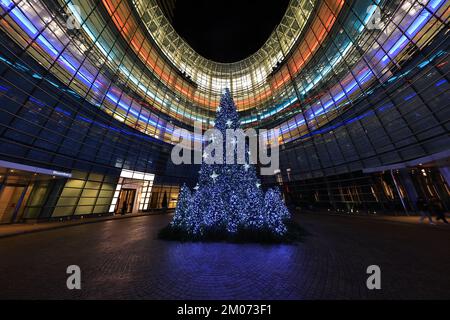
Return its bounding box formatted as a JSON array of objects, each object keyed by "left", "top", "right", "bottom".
[{"left": 158, "top": 220, "right": 306, "bottom": 244}]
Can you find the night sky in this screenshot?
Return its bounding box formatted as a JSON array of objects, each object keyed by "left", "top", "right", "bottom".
[{"left": 172, "top": 0, "right": 290, "bottom": 63}]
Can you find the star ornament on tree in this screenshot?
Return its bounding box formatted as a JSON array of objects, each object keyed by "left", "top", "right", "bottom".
[
  {"left": 210, "top": 171, "right": 219, "bottom": 183},
  {"left": 226, "top": 120, "right": 233, "bottom": 128}
]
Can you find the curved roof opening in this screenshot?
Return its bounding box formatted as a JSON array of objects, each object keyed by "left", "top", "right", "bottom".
[{"left": 170, "top": 0, "right": 290, "bottom": 63}]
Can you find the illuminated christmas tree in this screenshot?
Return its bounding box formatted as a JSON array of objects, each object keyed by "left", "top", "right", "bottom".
[{"left": 169, "top": 89, "right": 290, "bottom": 240}]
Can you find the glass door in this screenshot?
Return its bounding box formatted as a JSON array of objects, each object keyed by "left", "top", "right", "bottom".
[
  {"left": 0, "top": 185, "right": 26, "bottom": 224},
  {"left": 115, "top": 189, "right": 136, "bottom": 215}
]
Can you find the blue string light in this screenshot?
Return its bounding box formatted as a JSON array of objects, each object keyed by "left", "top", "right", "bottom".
[{"left": 170, "top": 90, "right": 290, "bottom": 238}]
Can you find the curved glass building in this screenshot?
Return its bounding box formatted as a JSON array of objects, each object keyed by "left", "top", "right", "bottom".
[{"left": 0, "top": 0, "right": 449, "bottom": 223}]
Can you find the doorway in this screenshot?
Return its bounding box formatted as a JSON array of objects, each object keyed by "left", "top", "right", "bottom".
[
  {"left": 115, "top": 188, "right": 136, "bottom": 215},
  {"left": 0, "top": 185, "right": 27, "bottom": 224}
]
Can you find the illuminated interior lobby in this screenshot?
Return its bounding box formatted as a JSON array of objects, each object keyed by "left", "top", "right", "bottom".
[{"left": 0, "top": 0, "right": 449, "bottom": 224}]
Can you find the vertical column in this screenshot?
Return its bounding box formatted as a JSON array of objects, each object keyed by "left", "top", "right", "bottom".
[
  {"left": 398, "top": 169, "right": 419, "bottom": 212},
  {"left": 439, "top": 166, "right": 450, "bottom": 188}
]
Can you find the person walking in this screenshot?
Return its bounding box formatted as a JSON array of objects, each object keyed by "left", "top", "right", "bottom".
[
  {"left": 431, "top": 197, "right": 449, "bottom": 224},
  {"left": 417, "top": 197, "right": 434, "bottom": 225}
]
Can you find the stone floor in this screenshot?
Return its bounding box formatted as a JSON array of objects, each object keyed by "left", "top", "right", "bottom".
[
  {"left": 0, "top": 212, "right": 153, "bottom": 238},
  {"left": 0, "top": 213, "right": 449, "bottom": 300}
]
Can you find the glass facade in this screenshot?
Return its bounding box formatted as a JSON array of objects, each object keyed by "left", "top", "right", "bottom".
[{"left": 0, "top": 0, "right": 449, "bottom": 222}]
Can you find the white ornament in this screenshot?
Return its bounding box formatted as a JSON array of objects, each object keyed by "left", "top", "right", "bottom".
[
  {"left": 244, "top": 164, "right": 250, "bottom": 171},
  {"left": 226, "top": 120, "right": 233, "bottom": 127},
  {"left": 256, "top": 183, "right": 261, "bottom": 188},
  {"left": 194, "top": 184, "right": 200, "bottom": 191}
]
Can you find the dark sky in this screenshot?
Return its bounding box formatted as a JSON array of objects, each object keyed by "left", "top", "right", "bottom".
[{"left": 172, "top": 0, "right": 290, "bottom": 63}]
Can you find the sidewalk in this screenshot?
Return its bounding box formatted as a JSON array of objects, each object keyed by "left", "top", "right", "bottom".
[
  {"left": 300, "top": 211, "right": 450, "bottom": 230},
  {"left": 0, "top": 211, "right": 448, "bottom": 239},
  {"left": 0, "top": 212, "right": 172, "bottom": 239}
]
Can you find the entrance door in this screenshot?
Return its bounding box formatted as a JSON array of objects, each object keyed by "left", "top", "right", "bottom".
[
  {"left": 116, "top": 189, "right": 136, "bottom": 215},
  {"left": 0, "top": 185, "right": 26, "bottom": 224}
]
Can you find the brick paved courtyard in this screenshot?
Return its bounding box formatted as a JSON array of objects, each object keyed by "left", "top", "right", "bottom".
[{"left": 0, "top": 213, "right": 449, "bottom": 299}]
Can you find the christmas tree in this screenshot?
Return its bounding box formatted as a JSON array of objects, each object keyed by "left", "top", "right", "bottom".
[
  {"left": 168, "top": 89, "right": 290, "bottom": 240},
  {"left": 171, "top": 183, "right": 191, "bottom": 229}
]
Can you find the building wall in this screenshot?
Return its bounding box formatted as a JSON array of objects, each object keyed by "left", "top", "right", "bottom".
[
  {"left": 0, "top": 1, "right": 448, "bottom": 221},
  {"left": 268, "top": 36, "right": 450, "bottom": 182},
  {"left": 0, "top": 32, "right": 196, "bottom": 221}
]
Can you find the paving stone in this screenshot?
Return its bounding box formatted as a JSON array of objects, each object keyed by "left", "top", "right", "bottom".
[{"left": 0, "top": 213, "right": 449, "bottom": 299}]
